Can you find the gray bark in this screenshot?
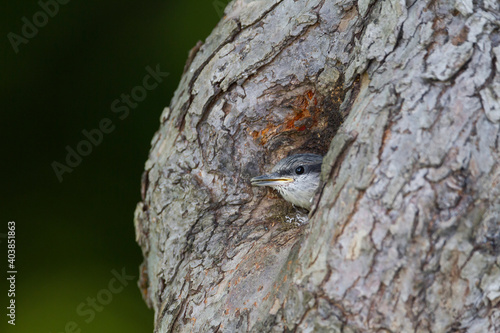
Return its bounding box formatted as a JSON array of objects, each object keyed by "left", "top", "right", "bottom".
[{"left": 134, "top": 0, "right": 500, "bottom": 332}]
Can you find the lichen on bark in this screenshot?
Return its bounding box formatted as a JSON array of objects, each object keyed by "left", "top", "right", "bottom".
[{"left": 135, "top": 0, "right": 500, "bottom": 332}]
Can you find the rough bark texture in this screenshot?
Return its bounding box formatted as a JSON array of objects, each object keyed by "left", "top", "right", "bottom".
[{"left": 134, "top": 0, "right": 500, "bottom": 332}]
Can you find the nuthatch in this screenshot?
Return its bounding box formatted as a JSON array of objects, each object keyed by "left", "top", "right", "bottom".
[{"left": 251, "top": 154, "right": 323, "bottom": 210}]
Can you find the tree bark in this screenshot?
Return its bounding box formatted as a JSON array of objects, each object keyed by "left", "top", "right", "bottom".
[{"left": 134, "top": 0, "right": 500, "bottom": 332}]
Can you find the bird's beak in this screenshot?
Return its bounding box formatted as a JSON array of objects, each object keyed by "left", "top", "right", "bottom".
[{"left": 251, "top": 173, "right": 294, "bottom": 186}]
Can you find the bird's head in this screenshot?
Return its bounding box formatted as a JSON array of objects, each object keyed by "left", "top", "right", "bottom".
[{"left": 251, "top": 154, "right": 323, "bottom": 210}]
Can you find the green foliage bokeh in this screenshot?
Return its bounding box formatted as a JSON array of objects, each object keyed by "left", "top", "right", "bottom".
[{"left": 1, "top": 0, "right": 229, "bottom": 332}]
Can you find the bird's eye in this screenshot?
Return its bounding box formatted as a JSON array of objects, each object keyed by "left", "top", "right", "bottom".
[{"left": 295, "top": 166, "right": 305, "bottom": 175}]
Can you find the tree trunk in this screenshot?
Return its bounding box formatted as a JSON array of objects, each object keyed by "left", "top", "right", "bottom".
[{"left": 134, "top": 0, "right": 500, "bottom": 332}]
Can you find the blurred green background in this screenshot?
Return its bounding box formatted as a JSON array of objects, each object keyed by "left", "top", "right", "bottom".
[{"left": 1, "top": 0, "right": 229, "bottom": 332}]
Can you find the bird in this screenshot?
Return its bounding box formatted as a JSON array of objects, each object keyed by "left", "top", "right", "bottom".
[{"left": 251, "top": 154, "right": 323, "bottom": 210}]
